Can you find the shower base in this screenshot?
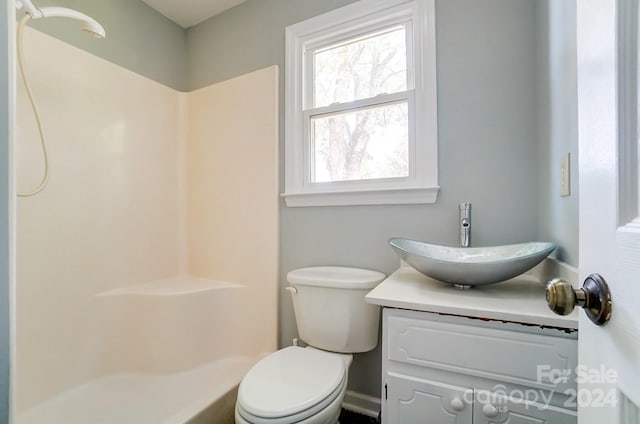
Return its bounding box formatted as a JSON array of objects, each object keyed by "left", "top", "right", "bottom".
[{"left": 17, "top": 355, "right": 257, "bottom": 424}]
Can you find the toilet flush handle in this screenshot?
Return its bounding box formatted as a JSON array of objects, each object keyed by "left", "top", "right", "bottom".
[{"left": 285, "top": 286, "right": 297, "bottom": 295}]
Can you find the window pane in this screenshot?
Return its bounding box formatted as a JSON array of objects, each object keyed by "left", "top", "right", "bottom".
[
  {"left": 311, "top": 102, "right": 409, "bottom": 183},
  {"left": 313, "top": 26, "right": 407, "bottom": 108}
]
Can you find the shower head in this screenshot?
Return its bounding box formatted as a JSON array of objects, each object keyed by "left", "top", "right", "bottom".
[
  {"left": 40, "top": 7, "right": 106, "bottom": 38},
  {"left": 16, "top": 1, "right": 106, "bottom": 39}
]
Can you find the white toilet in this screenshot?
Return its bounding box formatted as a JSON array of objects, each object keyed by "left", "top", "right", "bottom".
[{"left": 235, "top": 266, "right": 385, "bottom": 424}]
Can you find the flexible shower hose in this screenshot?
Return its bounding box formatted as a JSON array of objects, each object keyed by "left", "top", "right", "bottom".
[{"left": 16, "top": 14, "right": 50, "bottom": 197}]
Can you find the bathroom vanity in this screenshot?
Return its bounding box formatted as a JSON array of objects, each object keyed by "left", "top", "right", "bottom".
[{"left": 366, "top": 264, "right": 579, "bottom": 424}]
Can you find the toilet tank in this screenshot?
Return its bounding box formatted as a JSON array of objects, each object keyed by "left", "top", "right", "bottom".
[{"left": 287, "top": 267, "right": 385, "bottom": 353}]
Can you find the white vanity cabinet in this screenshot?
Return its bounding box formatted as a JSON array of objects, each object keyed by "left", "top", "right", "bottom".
[{"left": 381, "top": 308, "right": 578, "bottom": 424}]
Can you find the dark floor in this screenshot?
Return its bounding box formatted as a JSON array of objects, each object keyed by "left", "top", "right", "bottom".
[{"left": 339, "top": 408, "right": 379, "bottom": 424}]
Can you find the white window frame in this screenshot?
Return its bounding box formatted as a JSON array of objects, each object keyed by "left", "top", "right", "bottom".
[{"left": 283, "top": 0, "right": 438, "bottom": 207}]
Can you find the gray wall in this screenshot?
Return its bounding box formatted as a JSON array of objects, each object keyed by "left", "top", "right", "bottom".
[
  {"left": 26, "top": 0, "right": 188, "bottom": 91},
  {"left": 1, "top": 3, "right": 11, "bottom": 423},
  {"left": 536, "top": 0, "right": 579, "bottom": 266},
  {"left": 188, "top": 0, "right": 541, "bottom": 397}
]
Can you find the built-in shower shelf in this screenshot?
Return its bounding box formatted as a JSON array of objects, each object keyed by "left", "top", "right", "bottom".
[{"left": 96, "top": 275, "right": 245, "bottom": 297}]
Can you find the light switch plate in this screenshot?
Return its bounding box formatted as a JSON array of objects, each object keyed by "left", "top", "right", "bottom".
[{"left": 560, "top": 153, "right": 571, "bottom": 196}]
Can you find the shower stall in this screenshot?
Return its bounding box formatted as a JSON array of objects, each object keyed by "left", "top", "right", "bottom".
[{"left": 12, "top": 4, "right": 278, "bottom": 423}]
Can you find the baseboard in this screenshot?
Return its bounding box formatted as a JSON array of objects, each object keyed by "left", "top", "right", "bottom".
[{"left": 342, "top": 390, "right": 381, "bottom": 418}]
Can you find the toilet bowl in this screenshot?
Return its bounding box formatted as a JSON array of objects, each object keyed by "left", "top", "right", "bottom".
[
  {"left": 235, "top": 346, "right": 352, "bottom": 424},
  {"left": 235, "top": 267, "right": 385, "bottom": 424}
]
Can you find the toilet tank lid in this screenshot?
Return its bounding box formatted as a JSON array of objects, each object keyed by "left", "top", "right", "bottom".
[{"left": 287, "top": 266, "right": 385, "bottom": 289}]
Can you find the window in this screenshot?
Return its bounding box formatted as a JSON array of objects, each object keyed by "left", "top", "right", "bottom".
[{"left": 284, "top": 0, "right": 438, "bottom": 207}]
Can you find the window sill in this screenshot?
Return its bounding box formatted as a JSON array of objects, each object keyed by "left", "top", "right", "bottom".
[{"left": 282, "top": 186, "right": 439, "bottom": 207}]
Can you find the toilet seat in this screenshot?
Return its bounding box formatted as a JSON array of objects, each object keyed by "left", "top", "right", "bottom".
[
  {"left": 236, "top": 376, "right": 346, "bottom": 424},
  {"left": 236, "top": 346, "right": 347, "bottom": 423}
]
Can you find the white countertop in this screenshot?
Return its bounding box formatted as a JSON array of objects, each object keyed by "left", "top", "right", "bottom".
[{"left": 366, "top": 264, "right": 579, "bottom": 329}]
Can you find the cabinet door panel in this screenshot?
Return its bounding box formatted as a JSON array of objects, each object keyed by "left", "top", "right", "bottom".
[
  {"left": 387, "top": 313, "right": 577, "bottom": 393},
  {"left": 473, "top": 390, "right": 577, "bottom": 424},
  {"left": 385, "top": 372, "right": 472, "bottom": 424}
]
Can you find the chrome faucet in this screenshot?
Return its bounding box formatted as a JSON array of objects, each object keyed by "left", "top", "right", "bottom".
[{"left": 459, "top": 202, "right": 471, "bottom": 247}]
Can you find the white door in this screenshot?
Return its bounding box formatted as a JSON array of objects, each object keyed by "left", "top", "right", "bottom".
[{"left": 576, "top": 0, "right": 640, "bottom": 422}]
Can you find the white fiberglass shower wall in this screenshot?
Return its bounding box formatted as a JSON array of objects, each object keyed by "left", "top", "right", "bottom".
[{"left": 15, "top": 27, "right": 278, "bottom": 424}]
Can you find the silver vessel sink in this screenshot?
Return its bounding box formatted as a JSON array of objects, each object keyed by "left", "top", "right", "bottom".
[{"left": 388, "top": 238, "right": 556, "bottom": 288}]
